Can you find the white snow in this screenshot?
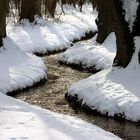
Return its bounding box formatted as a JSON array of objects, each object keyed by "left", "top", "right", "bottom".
[
  {"left": 0, "top": 92, "right": 121, "bottom": 140},
  {"left": 67, "top": 36, "right": 140, "bottom": 122},
  {"left": 59, "top": 33, "right": 116, "bottom": 70},
  {"left": 0, "top": 37, "right": 46, "bottom": 94},
  {"left": 121, "top": 0, "right": 139, "bottom": 31},
  {"left": 7, "top": 4, "right": 97, "bottom": 53},
  {"left": 0, "top": 40, "right": 121, "bottom": 140},
  {"left": 0, "top": 3, "right": 122, "bottom": 139}
]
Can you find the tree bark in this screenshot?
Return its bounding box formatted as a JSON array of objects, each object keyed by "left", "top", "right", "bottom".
[
  {"left": 96, "top": 0, "right": 134, "bottom": 67},
  {"left": 132, "top": 0, "right": 140, "bottom": 37},
  {"left": 20, "top": 0, "right": 42, "bottom": 22},
  {"left": 91, "top": 0, "right": 97, "bottom": 9},
  {"left": 78, "top": 0, "right": 84, "bottom": 12},
  {"left": 96, "top": 0, "right": 112, "bottom": 44},
  {"left": 0, "top": 0, "right": 7, "bottom": 47},
  {"left": 132, "top": 0, "right": 140, "bottom": 63},
  {"left": 45, "top": 0, "right": 57, "bottom": 17}
]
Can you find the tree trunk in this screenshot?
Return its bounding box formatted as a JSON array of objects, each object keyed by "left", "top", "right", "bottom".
[
  {"left": 91, "top": 0, "right": 97, "bottom": 9},
  {"left": 20, "top": 0, "right": 42, "bottom": 22},
  {"left": 96, "top": 0, "right": 134, "bottom": 67},
  {"left": 6, "top": 0, "right": 9, "bottom": 15},
  {"left": 132, "top": 0, "right": 140, "bottom": 37},
  {"left": 36, "top": 0, "right": 42, "bottom": 17},
  {"left": 96, "top": 0, "right": 112, "bottom": 44},
  {"left": 112, "top": 0, "right": 134, "bottom": 67},
  {"left": 0, "top": 0, "right": 7, "bottom": 47},
  {"left": 78, "top": 0, "right": 84, "bottom": 12},
  {"left": 45, "top": 0, "right": 57, "bottom": 17},
  {"left": 132, "top": 0, "right": 140, "bottom": 63}
]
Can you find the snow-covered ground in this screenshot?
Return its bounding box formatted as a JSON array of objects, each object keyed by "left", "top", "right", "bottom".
[
  {"left": 59, "top": 33, "right": 116, "bottom": 71},
  {"left": 7, "top": 4, "right": 97, "bottom": 54},
  {"left": 0, "top": 40, "right": 121, "bottom": 139},
  {"left": 0, "top": 4, "right": 122, "bottom": 139},
  {"left": 67, "top": 37, "right": 140, "bottom": 122},
  {"left": 0, "top": 92, "right": 121, "bottom": 140},
  {"left": 0, "top": 37, "right": 46, "bottom": 94},
  {"left": 0, "top": 35, "right": 120, "bottom": 140}
]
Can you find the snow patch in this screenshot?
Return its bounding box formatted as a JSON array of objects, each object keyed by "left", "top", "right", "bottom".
[
  {"left": 59, "top": 33, "right": 116, "bottom": 70},
  {"left": 122, "top": 0, "right": 139, "bottom": 31},
  {"left": 0, "top": 37, "right": 46, "bottom": 94},
  {"left": 7, "top": 4, "right": 97, "bottom": 54},
  {"left": 67, "top": 37, "right": 140, "bottom": 122},
  {"left": 0, "top": 92, "right": 121, "bottom": 140}
]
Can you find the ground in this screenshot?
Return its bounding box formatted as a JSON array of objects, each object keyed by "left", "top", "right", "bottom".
[
  {"left": 66, "top": 37, "right": 140, "bottom": 122},
  {"left": 0, "top": 3, "right": 122, "bottom": 140}
]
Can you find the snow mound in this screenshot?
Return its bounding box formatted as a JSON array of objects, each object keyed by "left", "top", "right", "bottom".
[
  {"left": 0, "top": 37, "right": 46, "bottom": 94},
  {"left": 59, "top": 33, "right": 116, "bottom": 71},
  {"left": 7, "top": 4, "right": 97, "bottom": 54},
  {"left": 0, "top": 92, "right": 121, "bottom": 140},
  {"left": 67, "top": 37, "right": 140, "bottom": 122}
]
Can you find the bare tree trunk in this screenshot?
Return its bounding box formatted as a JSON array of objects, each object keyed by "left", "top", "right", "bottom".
[
  {"left": 132, "top": 1, "right": 140, "bottom": 37},
  {"left": 96, "top": 0, "right": 112, "bottom": 44},
  {"left": 78, "top": 0, "right": 84, "bottom": 12},
  {"left": 132, "top": 0, "right": 140, "bottom": 63},
  {"left": 44, "top": 0, "right": 48, "bottom": 14},
  {"left": 20, "top": 0, "right": 42, "bottom": 22},
  {"left": 112, "top": 0, "right": 134, "bottom": 67},
  {"left": 36, "top": 0, "right": 42, "bottom": 16},
  {"left": 96, "top": 0, "right": 134, "bottom": 67},
  {"left": 49, "top": 0, "right": 57, "bottom": 17},
  {"left": 45, "top": 0, "right": 57, "bottom": 17},
  {"left": 91, "top": 0, "right": 97, "bottom": 9},
  {"left": 6, "top": 0, "right": 9, "bottom": 15},
  {"left": 0, "top": 0, "right": 7, "bottom": 47}
]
